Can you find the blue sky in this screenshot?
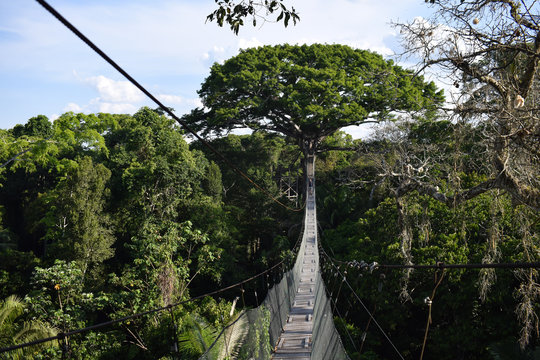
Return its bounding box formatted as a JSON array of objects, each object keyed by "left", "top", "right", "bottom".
[{"left": 0, "top": 0, "right": 434, "bottom": 137}]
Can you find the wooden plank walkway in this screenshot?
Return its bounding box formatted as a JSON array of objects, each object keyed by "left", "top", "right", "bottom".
[{"left": 273, "top": 195, "right": 317, "bottom": 359}]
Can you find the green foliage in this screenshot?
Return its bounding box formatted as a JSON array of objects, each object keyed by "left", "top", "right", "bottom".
[
  {"left": 25, "top": 260, "right": 87, "bottom": 331},
  {"left": 205, "top": 161, "right": 223, "bottom": 201},
  {"left": 0, "top": 295, "right": 58, "bottom": 359},
  {"left": 105, "top": 107, "right": 207, "bottom": 233},
  {"left": 41, "top": 156, "right": 114, "bottom": 274},
  {"left": 0, "top": 108, "right": 300, "bottom": 358},
  {"left": 117, "top": 219, "right": 220, "bottom": 309},
  {"left": 0, "top": 249, "right": 40, "bottom": 299},
  {"left": 11, "top": 115, "right": 53, "bottom": 138},
  {"left": 191, "top": 132, "right": 301, "bottom": 289},
  {"left": 487, "top": 341, "right": 540, "bottom": 360},
  {"left": 178, "top": 313, "right": 218, "bottom": 359},
  {"left": 206, "top": 0, "right": 299, "bottom": 34}
]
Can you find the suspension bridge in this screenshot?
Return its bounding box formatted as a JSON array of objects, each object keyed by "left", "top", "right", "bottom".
[
  {"left": 197, "top": 154, "right": 349, "bottom": 359},
  {"left": 271, "top": 156, "right": 334, "bottom": 359},
  {"left": 272, "top": 155, "right": 352, "bottom": 360},
  {"left": 2, "top": 2, "right": 538, "bottom": 358}
]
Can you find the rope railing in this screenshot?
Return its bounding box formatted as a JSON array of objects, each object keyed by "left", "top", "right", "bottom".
[
  {"left": 318, "top": 247, "right": 406, "bottom": 360},
  {"left": 376, "top": 262, "right": 540, "bottom": 269},
  {"left": 0, "top": 251, "right": 296, "bottom": 355}
]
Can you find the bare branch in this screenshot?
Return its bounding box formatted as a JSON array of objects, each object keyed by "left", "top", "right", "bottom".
[{"left": 0, "top": 147, "right": 32, "bottom": 168}]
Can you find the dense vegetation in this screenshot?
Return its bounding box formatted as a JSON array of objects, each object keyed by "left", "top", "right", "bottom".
[
  {"left": 0, "top": 107, "right": 538, "bottom": 359},
  {"left": 0, "top": 109, "right": 302, "bottom": 359},
  {"left": 1, "top": 3, "right": 539, "bottom": 355},
  {"left": 316, "top": 125, "right": 539, "bottom": 359}
]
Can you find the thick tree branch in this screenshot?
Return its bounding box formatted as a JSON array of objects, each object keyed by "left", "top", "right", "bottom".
[
  {"left": 518, "top": 29, "right": 540, "bottom": 98},
  {"left": 395, "top": 172, "right": 539, "bottom": 211},
  {"left": 0, "top": 148, "right": 32, "bottom": 168},
  {"left": 451, "top": 57, "right": 507, "bottom": 97},
  {"left": 316, "top": 146, "right": 359, "bottom": 153},
  {"left": 489, "top": 0, "right": 540, "bottom": 31}
]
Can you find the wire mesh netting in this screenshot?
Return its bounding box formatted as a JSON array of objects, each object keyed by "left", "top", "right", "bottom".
[
  {"left": 198, "top": 263, "right": 301, "bottom": 359},
  {"left": 198, "top": 232, "right": 306, "bottom": 360},
  {"left": 311, "top": 270, "right": 349, "bottom": 360}
]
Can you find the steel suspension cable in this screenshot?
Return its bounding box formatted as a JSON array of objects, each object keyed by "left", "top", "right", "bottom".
[
  {"left": 34, "top": 0, "right": 303, "bottom": 213},
  {"left": 320, "top": 250, "right": 406, "bottom": 360},
  {"left": 319, "top": 241, "right": 540, "bottom": 270},
  {"left": 0, "top": 253, "right": 291, "bottom": 354},
  {"left": 377, "top": 262, "right": 540, "bottom": 269}
]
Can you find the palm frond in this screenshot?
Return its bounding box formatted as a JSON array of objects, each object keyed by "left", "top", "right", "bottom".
[
  {"left": 219, "top": 311, "right": 249, "bottom": 360},
  {"left": 178, "top": 313, "right": 218, "bottom": 358},
  {"left": 0, "top": 295, "right": 24, "bottom": 331}
]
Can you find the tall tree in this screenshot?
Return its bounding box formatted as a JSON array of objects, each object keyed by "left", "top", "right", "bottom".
[
  {"left": 42, "top": 156, "right": 114, "bottom": 275},
  {"left": 184, "top": 44, "right": 444, "bottom": 157},
  {"left": 11, "top": 115, "right": 53, "bottom": 138}
]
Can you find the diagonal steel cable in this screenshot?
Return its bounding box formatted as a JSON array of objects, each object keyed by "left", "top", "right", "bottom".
[{"left": 34, "top": 0, "right": 304, "bottom": 212}]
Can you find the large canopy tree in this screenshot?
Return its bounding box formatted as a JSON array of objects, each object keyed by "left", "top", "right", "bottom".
[{"left": 184, "top": 44, "right": 444, "bottom": 156}]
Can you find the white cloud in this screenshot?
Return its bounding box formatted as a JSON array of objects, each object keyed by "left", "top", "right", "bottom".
[
  {"left": 64, "top": 102, "right": 83, "bottom": 112},
  {"left": 340, "top": 40, "right": 394, "bottom": 56},
  {"left": 66, "top": 73, "right": 203, "bottom": 116},
  {"left": 84, "top": 75, "right": 145, "bottom": 103},
  {"left": 238, "top": 37, "right": 264, "bottom": 49},
  {"left": 97, "top": 102, "right": 138, "bottom": 114},
  {"left": 157, "top": 94, "right": 201, "bottom": 107},
  {"left": 202, "top": 45, "right": 231, "bottom": 66},
  {"left": 66, "top": 74, "right": 147, "bottom": 115},
  {"left": 193, "top": 98, "right": 203, "bottom": 108},
  {"left": 157, "top": 94, "right": 185, "bottom": 104},
  {"left": 341, "top": 123, "right": 378, "bottom": 140}
]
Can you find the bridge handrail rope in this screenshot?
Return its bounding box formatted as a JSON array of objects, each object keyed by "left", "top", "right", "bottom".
[
  {"left": 317, "top": 231, "right": 358, "bottom": 358},
  {"left": 319, "top": 247, "right": 406, "bottom": 360},
  {"left": 34, "top": 0, "right": 303, "bottom": 213},
  {"left": 0, "top": 244, "right": 300, "bottom": 355},
  {"left": 375, "top": 262, "right": 540, "bottom": 269}
]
